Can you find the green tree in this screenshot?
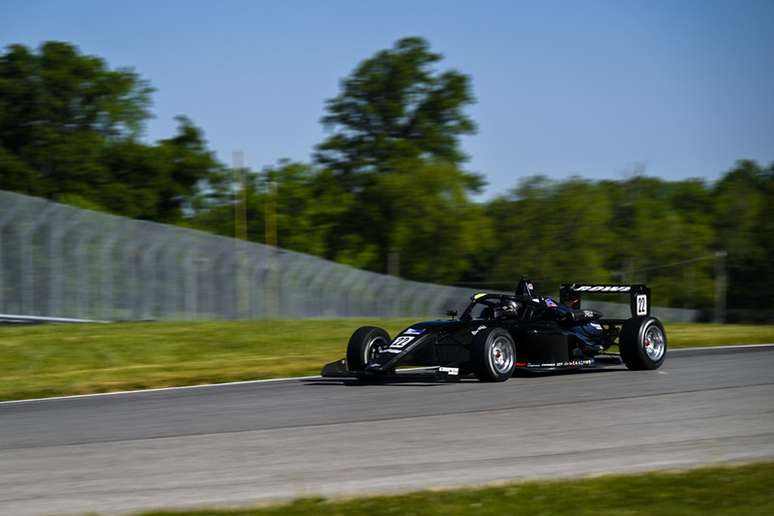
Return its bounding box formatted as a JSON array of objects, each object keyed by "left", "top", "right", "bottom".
[
  {"left": 375, "top": 161, "right": 490, "bottom": 283},
  {"left": 316, "top": 37, "right": 476, "bottom": 174},
  {"left": 0, "top": 41, "right": 219, "bottom": 222},
  {"left": 480, "top": 175, "right": 722, "bottom": 309},
  {"left": 713, "top": 160, "right": 772, "bottom": 314},
  {"left": 484, "top": 176, "right": 614, "bottom": 293},
  {"left": 0, "top": 42, "right": 152, "bottom": 194},
  {"left": 608, "top": 176, "right": 715, "bottom": 308},
  {"left": 264, "top": 161, "right": 354, "bottom": 257},
  {"left": 98, "top": 116, "right": 222, "bottom": 222},
  {"left": 188, "top": 161, "right": 354, "bottom": 258},
  {"left": 313, "top": 37, "right": 484, "bottom": 280}
]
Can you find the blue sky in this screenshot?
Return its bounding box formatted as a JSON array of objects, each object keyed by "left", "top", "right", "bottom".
[{"left": 2, "top": 0, "right": 773, "bottom": 198}]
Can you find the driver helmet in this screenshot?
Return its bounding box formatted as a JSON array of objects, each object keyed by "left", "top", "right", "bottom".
[{"left": 493, "top": 299, "right": 521, "bottom": 319}]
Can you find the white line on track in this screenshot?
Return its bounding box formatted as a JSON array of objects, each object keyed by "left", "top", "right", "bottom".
[
  {"left": 1, "top": 343, "right": 772, "bottom": 406},
  {"left": 0, "top": 375, "right": 324, "bottom": 406}
]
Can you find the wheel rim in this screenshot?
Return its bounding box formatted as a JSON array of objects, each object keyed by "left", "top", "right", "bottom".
[
  {"left": 364, "top": 336, "right": 388, "bottom": 365},
  {"left": 489, "top": 335, "right": 514, "bottom": 374},
  {"left": 643, "top": 324, "right": 665, "bottom": 361}
]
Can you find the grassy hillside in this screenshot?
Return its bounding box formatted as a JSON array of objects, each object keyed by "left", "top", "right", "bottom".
[{"left": 1, "top": 320, "right": 772, "bottom": 401}]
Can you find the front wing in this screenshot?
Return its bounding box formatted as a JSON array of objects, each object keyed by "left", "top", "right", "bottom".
[{"left": 321, "top": 359, "right": 462, "bottom": 382}]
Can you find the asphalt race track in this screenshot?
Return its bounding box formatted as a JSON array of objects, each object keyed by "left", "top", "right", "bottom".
[{"left": 2, "top": 345, "right": 773, "bottom": 515}]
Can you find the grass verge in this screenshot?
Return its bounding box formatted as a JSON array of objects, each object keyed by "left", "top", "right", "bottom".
[
  {"left": 137, "top": 461, "right": 774, "bottom": 515},
  {"left": 1, "top": 320, "right": 773, "bottom": 401}
]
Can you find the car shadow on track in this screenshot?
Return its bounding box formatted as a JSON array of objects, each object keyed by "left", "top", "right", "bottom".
[
  {"left": 302, "top": 378, "right": 460, "bottom": 387},
  {"left": 303, "top": 366, "right": 626, "bottom": 387},
  {"left": 515, "top": 367, "right": 626, "bottom": 378}
]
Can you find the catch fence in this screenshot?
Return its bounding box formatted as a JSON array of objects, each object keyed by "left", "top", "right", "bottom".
[{"left": 0, "top": 190, "right": 698, "bottom": 322}]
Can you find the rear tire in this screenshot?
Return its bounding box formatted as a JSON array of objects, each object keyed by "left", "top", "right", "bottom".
[
  {"left": 471, "top": 328, "right": 516, "bottom": 382},
  {"left": 346, "top": 326, "right": 390, "bottom": 371},
  {"left": 620, "top": 317, "right": 667, "bottom": 370}
]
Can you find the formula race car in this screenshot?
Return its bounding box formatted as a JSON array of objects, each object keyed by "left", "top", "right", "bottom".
[{"left": 321, "top": 279, "right": 667, "bottom": 382}]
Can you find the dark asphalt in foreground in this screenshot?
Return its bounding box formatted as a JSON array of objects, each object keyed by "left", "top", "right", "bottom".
[{"left": 1, "top": 345, "right": 773, "bottom": 515}]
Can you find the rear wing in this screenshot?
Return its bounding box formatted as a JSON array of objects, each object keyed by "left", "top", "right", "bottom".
[{"left": 559, "top": 284, "right": 651, "bottom": 318}]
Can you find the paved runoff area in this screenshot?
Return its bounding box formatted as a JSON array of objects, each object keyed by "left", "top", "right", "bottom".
[{"left": 1, "top": 345, "right": 773, "bottom": 515}]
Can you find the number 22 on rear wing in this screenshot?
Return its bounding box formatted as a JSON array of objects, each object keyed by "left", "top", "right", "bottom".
[{"left": 559, "top": 284, "right": 651, "bottom": 318}]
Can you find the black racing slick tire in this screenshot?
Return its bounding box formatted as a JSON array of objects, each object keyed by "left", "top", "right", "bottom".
[
  {"left": 619, "top": 316, "right": 667, "bottom": 370},
  {"left": 346, "top": 326, "right": 391, "bottom": 371},
  {"left": 471, "top": 328, "right": 516, "bottom": 382}
]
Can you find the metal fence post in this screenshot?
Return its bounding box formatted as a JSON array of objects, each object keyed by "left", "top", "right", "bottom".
[{"left": 0, "top": 194, "right": 22, "bottom": 313}]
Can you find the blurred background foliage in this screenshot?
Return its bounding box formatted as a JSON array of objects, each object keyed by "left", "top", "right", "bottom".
[{"left": 1, "top": 39, "right": 772, "bottom": 317}]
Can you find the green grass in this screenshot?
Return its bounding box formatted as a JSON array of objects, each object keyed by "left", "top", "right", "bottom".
[
  {"left": 667, "top": 323, "right": 774, "bottom": 347},
  {"left": 1, "top": 320, "right": 772, "bottom": 401},
  {"left": 138, "top": 462, "right": 774, "bottom": 516},
  {"left": 0, "top": 319, "right": 413, "bottom": 401}
]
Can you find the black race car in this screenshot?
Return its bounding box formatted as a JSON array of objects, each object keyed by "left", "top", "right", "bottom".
[{"left": 321, "top": 279, "right": 667, "bottom": 382}]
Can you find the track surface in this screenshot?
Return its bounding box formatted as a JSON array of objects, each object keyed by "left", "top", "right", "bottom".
[{"left": 2, "top": 346, "right": 774, "bottom": 515}]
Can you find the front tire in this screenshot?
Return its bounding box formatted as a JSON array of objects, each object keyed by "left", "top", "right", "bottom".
[
  {"left": 471, "top": 328, "right": 516, "bottom": 382},
  {"left": 620, "top": 317, "right": 667, "bottom": 370},
  {"left": 346, "top": 326, "right": 390, "bottom": 371}
]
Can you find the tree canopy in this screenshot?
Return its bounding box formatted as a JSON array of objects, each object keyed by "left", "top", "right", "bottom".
[
  {"left": 315, "top": 37, "right": 477, "bottom": 175},
  {"left": 1, "top": 39, "right": 772, "bottom": 318},
  {"left": 306, "top": 37, "right": 485, "bottom": 279},
  {"left": 0, "top": 42, "right": 221, "bottom": 222}
]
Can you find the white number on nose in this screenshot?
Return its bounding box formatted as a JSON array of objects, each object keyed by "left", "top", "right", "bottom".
[{"left": 391, "top": 336, "right": 414, "bottom": 349}]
